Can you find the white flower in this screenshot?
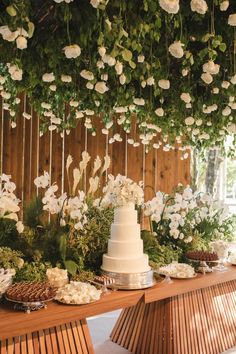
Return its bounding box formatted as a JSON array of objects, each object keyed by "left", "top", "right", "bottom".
[
  {"left": 98, "top": 46, "right": 106, "bottom": 57},
  {"left": 86, "top": 82, "right": 94, "bottom": 90},
  {"left": 115, "top": 61, "right": 123, "bottom": 75},
  {"left": 41, "top": 102, "right": 51, "bottom": 109},
  {"left": 16, "top": 221, "right": 24, "bottom": 233},
  {"left": 230, "top": 74, "right": 236, "bottom": 85},
  {"left": 94, "top": 81, "right": 109, "bottom": 94},
  {"left": 0, "top": 76, "right": 6, "bottom": 84},
  {"left": 147, "top": 76, "right": 155, "bottom": 85},
  {"left": 79, "top": 151, "right": 91, "bottom": 172},
  {"left": 119, "top": 74, "right": 126, "bottom": 85},
  {"left": 66, "top": 155, "right": 73, "bottom": 172},
  {"left": 228, "top": 14, "right": 236, "bottom": 26},
  {"left": 61, "top": 75, "right": 72, "bottom": 83},
  {"left": 69, "top": 100, "right": 79, "bottom": 107},
  {"left": 101, "top": 73, "right": 108, "bottom": 81},
  {"left": 212, "top": 87, "right": 219, "bottom": 94},
  {"left": 220, "top": 1, "right": 229, "bottom": 11},
  {"left": 222, "top": 106, "right": 231, "bottom": 116},
  {"left": 137, "top": 55, "right": 145, "bottom": 63},
  {"left": 1, "top": 91, "right": 11, "bottom": 100},
  {"left": 49, "top": 85, "right": 57, "bottom": 91},
  {"left": 201, "top": 72, "right": 213, "bottom": 84},
  {"left": 42, "top": 73, "right": 55, "bottom": 82},
  {"left": 90, "top": 0, "right": 101, "bottom": 8},
  {"left": 101, "top": 155, "right": 111, "bottom": 174},
  {"left": 221, "top": 81, "right": 230, "bottom": 89},
  {"left": 158, "top": 79, "right": 170, "bottom": 90},
  {"left": 88, "top": 176, "right": 100, "bottom": 195},
  {"left": 185, "top": 116, "right": 195, "bottom": 125},
  {"left": 133, "top": 98, "right": 145, "bottom": 106},
  {"left": 168, "top": 41, "right": 184, "bottom": 58},
  {"left": 228, "top": 123, "right": 236, "bottom": 133},
  {"left": 182, "top": 68, "right": 189, "bottom": 76},
  {"left": 155, "top": 108, "right": 164, "bottom": 117},
  {"left": 34, "top": 171, "right": 50, "bottom": 188},
  {"left": 190, "top": 0, "right": 208, "bottom": 14},
  {"left": 80, "top": 70, "right": 94, "bottom": 81},
  {"left": 159, "top": 0, "right": 179, "bottom": 14},
  {"left": 0, "top": 26, "right": 18, "bottom": 42},
  {"left": 23, "top": 112, "right": 31, "bottom": 120},
  {"left": 102, "top": 54, "right": 116, "bottom": 66},
  {"left": 8, "top": 64, "right": 22, "bottom": 81},
  {"left": 180, "top": 92, "right": 191, "bottom": 103},
  {"left": 63, "top": 44, "right": 81, "bottom": 59},
  {"left": 203, "top": 60, "right": 220, "bottom": 75},
  {"left": 114, "top": 106, "right": 128, "bottom": 113},
  {"left": 16, "top": 36, "right": 27, "bottom": 50}
]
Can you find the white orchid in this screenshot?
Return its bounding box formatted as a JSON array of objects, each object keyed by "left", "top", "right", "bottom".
[{"left": 34, "top": 171, "right": 50, "bottom": 188}]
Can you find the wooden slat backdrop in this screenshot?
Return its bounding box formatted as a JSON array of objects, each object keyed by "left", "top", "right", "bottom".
[{"left": 0, "top": 97, "right": 190, "bottom": 204}]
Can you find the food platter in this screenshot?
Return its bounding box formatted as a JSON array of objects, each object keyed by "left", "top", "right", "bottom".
[
  {"left": 55, "top": 297, "right": 100, "bottom": 305},
  {"left": 156, "top": 271, "right": 198, "bottom": 280}
]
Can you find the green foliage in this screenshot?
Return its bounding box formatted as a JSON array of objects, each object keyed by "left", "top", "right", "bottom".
[
  {"left": 72, "top": 270, "right": 95, "bottom": 283},
  {"left": 14, "top": 261, "right": 51, "bottom": 282},
  {"left": 0, "top": 247, "right": 24, "bottom": 270},
  {"left": 23, "top": 196, "right": 43, "bottom": 229}
]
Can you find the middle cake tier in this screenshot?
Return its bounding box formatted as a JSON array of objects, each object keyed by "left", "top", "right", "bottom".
[
  {"left": 110, "top": 223, "right": 141, "bottom": 241},
  {"left": 107, "top": 238, "right": 144, "bottom": 258}
]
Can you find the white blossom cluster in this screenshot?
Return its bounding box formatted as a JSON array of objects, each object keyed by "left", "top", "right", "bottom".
[{"left": 101, "top": 174, "right": 144, "bottom": 207}]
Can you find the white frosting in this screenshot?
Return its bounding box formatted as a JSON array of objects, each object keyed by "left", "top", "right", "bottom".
[
  {"left": 111, "top": 224, "right": 141, "bottom": 241},
  {"left": 102, "top": 254, "right": 150, "bottom": 273},
  {"left": 108, "top": 239, "right": 143, "bottom": 258},
  {"left": 114, "top": 205, "right": 137, "bottom": 224}
]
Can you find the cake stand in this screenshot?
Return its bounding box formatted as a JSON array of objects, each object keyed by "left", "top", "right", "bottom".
[
  {"left": 101, "top": 269, "right": 155, "bottom": 290},
  {"left": 187, "top": 258, "right": 218, "bottom": 274},
  {"left": 5, "top": 296, "right": 54, "bottom": 313}
]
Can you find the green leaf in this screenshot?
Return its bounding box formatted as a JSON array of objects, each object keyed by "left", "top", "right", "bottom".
[
  {"left": 28, "top": 22, "right": 35, "bottom": 39},
  {"left": 129, "top": 61, "right": 136, "bottom": 69},
  {"left": 59, "top": 234, "right": 67, "bottom": 261},
  {"left": 64, "top": 260, "right": 78, "bottom": 276},
  {"left": 6, "top": 5, "right": 17, "bottom": 17},
  {"left": 219, "top": 43, "right": 227, "bottom": 52},
  {"left": 122, "top": 49, "right": 133, "bottom": 62}
]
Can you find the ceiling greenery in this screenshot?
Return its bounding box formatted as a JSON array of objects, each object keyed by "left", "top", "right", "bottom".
[{"left": 0, "top": 0, "right": 236, "bottom": 156}]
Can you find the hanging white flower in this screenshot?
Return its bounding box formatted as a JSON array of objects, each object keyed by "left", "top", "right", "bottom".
[
  {"left": 119, "top": 74, "right": 126, "bottom": 85},
  {"left": 180, "top": 92, "right": 191, "bottom": 103},
  {"left": 42, "top": 73, "right": 55, "bottom": 82},
  {"left": 147, "top": 76, "right": 155, "bottom": 85},
  {"left": 155, "top": 108, "right": 164, "bottom": 117},
  {"left": 114, "top": 106, "right": 128, "bottom": 113},
  {"left": 23, "top": 112, "right": 32, "bottom": 120},
  {"left": 61, "top": 74, "right": 72, "bottom": 83},
  {"left": 182, "top": 68, "right": 189, "bottom": 77},
  {"left": 101, "top": 73, "right": 108, "bottom": 81},
  {"left": 49, "top": 85, "right": 57, "bottom": 91},
  {"left": 159, "top": 0, "right": 179, "bottom": 14},
  {"left": 228, "top": 14, "right": 236, "bottom": 26},
  {"left": 16, "top": 35, "right": 27, "bottom": 50},
  {"left": 41, "top": 102, "right": 51, "bottom": 109},
  {"left": 203, "top": 60, "right": 220, "bottom": 75},
  {"left": 222, "top": 106, "right": 231, "bottom": 116},
  {"left": 69, "top": 100, "right": 79, "bottom": 107},
  {"left": 94, "top": 81, "right": 109, "bottom": 94},
  {"left": 212, "top": 87, "right": 219, "bottom": 94},
  {"left": 168, "top": 41, "right": 184, "bottom": 58},
  {"left": 201, "top": 72, "right": 213, "bottom": 84},
  {"left": 228, "top": 123, "right": 236, "bottom": 133},
  {"left": 158, "top": 79, "right": 170, "bottom": 90},
  {"left": 133, "top": 98, "right": 145, "bottom": 106},
  {"left": 63, "top": 44, "right": 81, "bottom": 59},
  {"left": 185, "top": 116, "right": 195, "bottom": 125},
  {"left": 8, "top": 64, "right": 22, "bottom": 81},
  {"left": 220, "top": 1, "right": 229, "bottom": 11},
  {"left": 221, "top": 81, "right": 230, "bottom": 89},
  {"left": 86, "top": 82, "right": 94, "bottom": 90},
  {"left": 231, "top": 74, "right": 236, "bottom": 84},
  {"left": 137, "top": 54, "right": 145, "bottom": 63},
  {"left": 90, "top": 0, "right": 102, "bottom": 8},
  {"left": 0, "top": 26, "right": 18, "bottom": 42},
  {"left": 115, "top": 61, "right": 123, "bottom": 75},
  {"left": 80, "top": 70, "right": 94, "bottom": 81},
  {"left": 98, "top": 46, "right": 106, "bottom": 57},
  {"left": 190, "top": 0, "right": 208, "bottom": 14}
]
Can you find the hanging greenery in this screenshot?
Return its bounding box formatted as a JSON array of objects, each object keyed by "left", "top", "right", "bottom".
[{"left": 0, "top": 0, "right": 236, "bottom": 155}]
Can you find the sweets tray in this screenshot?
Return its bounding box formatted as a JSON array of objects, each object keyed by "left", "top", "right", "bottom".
[
  {"left": 101, "top": 269, "right": 155, "bottom": 290},
  {"left": 5, "top": 295, "right": 54, "bottom": 313}
]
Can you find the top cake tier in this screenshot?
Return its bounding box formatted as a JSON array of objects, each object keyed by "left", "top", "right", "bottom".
[{"left": 114, "top": 204, "right": 137, "bottom": 225}]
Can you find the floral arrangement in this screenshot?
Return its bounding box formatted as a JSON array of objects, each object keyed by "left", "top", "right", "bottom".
[
  {"left": 144, "top": 185, "right": 236, "bottom": 248},
  {"left": 101, "top": 174, "right": 144, "bottom": 207},
  {"left": 0, "top": 1, "right": 235, "bottom": 154}
]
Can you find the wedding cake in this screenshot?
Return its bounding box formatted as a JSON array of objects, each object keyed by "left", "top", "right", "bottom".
[{"left": 102, "top": 203, "right": 151, "bottom": 274}]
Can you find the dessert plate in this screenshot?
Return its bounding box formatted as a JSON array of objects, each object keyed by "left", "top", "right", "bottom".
[
  {"left": 5, "top": 296, "right": 55, "bottom": 313},
  {"left": 157, "top": 271, "right": 197, "bottom": 279},
  {"left": 55, "top": 297, "right": 100, "bottom": 305}
]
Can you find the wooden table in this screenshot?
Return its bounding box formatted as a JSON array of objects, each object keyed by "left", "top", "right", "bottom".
[
  {"left": 0, "top": 267, "right": 236, "bottom": 354},
  {"left": 111, "top": 266, "right": 236, "bottom": 354}
]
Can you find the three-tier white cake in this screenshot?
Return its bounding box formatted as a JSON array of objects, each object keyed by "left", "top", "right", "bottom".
[{"left": 102, "top": 203, "right": 151, "bottom": 274}]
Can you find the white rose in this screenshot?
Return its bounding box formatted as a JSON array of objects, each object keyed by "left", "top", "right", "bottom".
[
  {"left": 230, "top": 74, "right": 236, "bottom": 84},
  {"left": 196, "top": 119, "right": 202, "bottom": 126},
  {"left": 16, "top": 221, "right": 24, "bottom": 233},
  {"left": 133, "top": 98, "right": 145, "bottom": 106},
  {"left": 228, "top": 14, "right": 236, "bottom": 26},
  {"left": 80, "top": 70, "right": 94, "bottom": 81},
  {"left": 146, "top": 76, "right": 155, "bottom": 85},
  {"left": 119, "top": 74, "right": 126, "bottom": 85},
  {"left": 202, "top": 60, "right": 220, "bottom": 75},
  {"left": 69, "top": 100, "right": 79, "bottom": 107},
  {"left": 212, "top": 87, "right": 219, "bottom": 94},
  {"left": 42, "top": 72, "right": 55, "bottom": 82},
  {"left": 0, "top": 26, "right": 18, "bottom": 42},
  {"left": 229, "top": 102, "right": 236, "bottom": 109},
  {"left": 221, "top": 80, "right": 230, "bottom": 89},
  {"left": 97, "top": 60, "right": 105, "bottom": 69},
  {"left": 201, "top": 72, "right": 213, "bottom": 84},
  {"left": 182, "top": 68, "right": 189, "bottom": 76},
  {"left": 155, "top": 108, "right": 164, "bottom": 117},
  {"left": 1, "top": 91, "right": 11, "bottom": 100},
  {"left": 49, "top": 85, "right": 57, "bottom": 91},
  {"left": 228, "top": 123, "right": 236, "bottom": 133},
  {"left": 185, "top": 116, "right": 195, "bottom": 125},
  {"left": 180, "top": 92, "right": 191, "bottom": 103},
  {"left": 86, "top": 82, "right": 94, "bottom": 89},
  {"left": 98, "top": 46, "right": 106, "bottom": 57},
  {"left": 168, "top": 41, "right": 184, "bottom": 58},
  {"left": 8, "top": 64, "right": 22, "bottom": 81},
  {"left": 158, "top": 79, "right": 170, "bottom": 90},
  {"left": 115, "top": 61, "right": 123, "bottom": 75},
  {"left": 191, "top": 0, "right": 208, "bottom": 14},
  {"left": 159, "top": 0, "right": 179, "bottom": 14},
  {"left": 61, "top": 75, "right": 72, "bottom": 83},
  {"left": 220, "top": 1, "right": 229, "bottom": 11},
  {"left": 16, "top": 36, "right": 27, "bottom": 50},
  {"left": 63, "top": 44, "right": 81, "bottom": 58},
  {"left": 137, "top": 55, "right": 145, "bottom": 63},
  {"left": 94, "top": 81, "right": 109, "bottom": 94},
  {"left": 222, "top": 106, "right": 231, "bottom": 116}
]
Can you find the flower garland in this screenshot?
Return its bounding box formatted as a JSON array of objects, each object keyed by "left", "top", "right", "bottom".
[{"left": 0, "top": 0, "right": 235, "bottom": 154}]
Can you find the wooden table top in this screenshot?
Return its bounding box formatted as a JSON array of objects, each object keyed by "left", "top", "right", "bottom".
[{"left": 0, "top": 265, "right": 236, "bottom": 340}]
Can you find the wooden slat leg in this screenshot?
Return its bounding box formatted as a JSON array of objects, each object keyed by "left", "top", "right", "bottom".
[
  {"left": 7, "top": 337, "right": 14, "bottom": 354},
  {"left": 26, "top": 333, "right": 34, "bottom": 354},
  {"left": 49, "top": 327, "right": 59, "bottom": 354},
  {"left": 81, "top": 318, "right": 95, "bottom": 354},
  {"left": 20, "top": 334, "right": 28, "bottom": 354},
  {"left": 55, "top": 325, "right": 66, "bottom": 354}
]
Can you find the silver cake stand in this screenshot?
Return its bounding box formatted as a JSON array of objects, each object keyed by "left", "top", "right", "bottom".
[{"left": 101, "top": 269, "right": 155, "bottom": 290}]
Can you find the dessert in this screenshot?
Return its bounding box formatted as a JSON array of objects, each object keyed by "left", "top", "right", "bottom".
[
  {"left": 55, "top": 281, "right": 101, "bottom": 304},
  {"left": 46, "top": 267, "right": 69, "bottom": 288},
  {"left": 159, "top": 263, "right": 195, "bottom": 278},
  {"left": 186, "top": 251, "right": 218, "bottom": 262},
  {"left": 102, "top": 203, "right": 150, "bottom": 273},
  {"left": 0, "top": 269, "right": 15, "bottom": 297},
  {"left": 6, "top": 281, "right": 57, "bottom": 302},
  {"left": 94, "top": 275, "right": 115, "bottom": 286}
]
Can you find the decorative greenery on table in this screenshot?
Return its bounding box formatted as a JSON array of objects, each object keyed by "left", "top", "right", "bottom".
[{"left": 0, "top": 0, "right": 235, "bottom": 154}]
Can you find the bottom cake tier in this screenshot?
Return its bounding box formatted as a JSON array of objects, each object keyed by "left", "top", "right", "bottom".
[{"left": 102, "top": 253, "right": 150, "bottom": 274}]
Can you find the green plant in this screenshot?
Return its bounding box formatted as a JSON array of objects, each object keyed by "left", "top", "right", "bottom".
[
  {"left": 14, "top": 261, "right": 51, "bottom": 282},
  {"left": 0, "top": 247, "right": 24, "bottom": 269}
]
